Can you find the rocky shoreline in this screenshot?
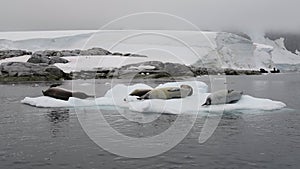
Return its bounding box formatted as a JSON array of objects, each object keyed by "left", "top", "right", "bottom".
[{"left": 0, "top": 48, "right": 264, "bottom": 82}]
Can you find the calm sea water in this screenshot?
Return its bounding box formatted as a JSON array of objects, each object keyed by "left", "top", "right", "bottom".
[{"left": 0, "top": 74, "right": 299, "bottom": 169}]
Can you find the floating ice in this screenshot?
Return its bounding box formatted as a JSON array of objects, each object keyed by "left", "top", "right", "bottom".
[{"left": 21, "top": 81, "right": 286, "bottom": 114}]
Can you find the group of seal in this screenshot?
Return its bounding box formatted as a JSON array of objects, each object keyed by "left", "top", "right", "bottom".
[
  {"left": 129, "top": 85, "right": 243, "bottom": 106},
  {"left": 43, "top": 83, "right": 243, "bottom": 105},
  {"left": 129, "top": 85, "right": 193, "bottom": 100},
  {"left": 42, "top": 85, "right": 94, "bottom": 101}
]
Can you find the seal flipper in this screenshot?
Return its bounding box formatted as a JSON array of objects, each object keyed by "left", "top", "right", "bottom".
[
  {"left": 228, "top": 89, "right": 234, "bottom": 93},
  {"left": 50, "top": 83, "right": 62, "bottom": 88},
  {"left": 202, "top": 98, "right": 211, "bottom": 106}
]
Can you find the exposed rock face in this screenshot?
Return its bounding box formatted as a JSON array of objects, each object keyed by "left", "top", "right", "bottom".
[
  {"left": 190, "top": 66, "right": 261, "bottom": 76},
  {"left": 0, "top": 62, "right": 68, "bottom": 81},
  {"left": 69, "top": 61, "right": 195, "bottom": 79},
  {"left": 30, "top": 48, "right": 112, "bottom": 58},
  {"left": 27, "top": 55, "right": 69, "bottom": 64},
  {"left": 27, "top": 48, "right": 152, "bottom": 65},
  {"left": 79, "top": 48, "right": 112, "bottom": 55},
  {"left": 0, "top": 50, "right": 32, "bottom": 60},
  {"left": 118, "top": 61, "right": 195, "bottom": 78}
]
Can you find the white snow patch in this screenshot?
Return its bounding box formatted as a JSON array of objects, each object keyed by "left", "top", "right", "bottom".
[
  {"left": 54, "top": 55, "right": 155, "bottom": 73},
  {"left": 128, "top": 65, "right": 156, "bottom": 70},
  {"left": 0, "top": 30, "right": 97, "bottom": 41},
  {"left": 0, "top": 55, "right": 31, "bottom": 64}
]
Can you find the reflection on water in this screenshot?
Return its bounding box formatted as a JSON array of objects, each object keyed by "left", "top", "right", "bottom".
[
  {"left": 46, "top": 109, "right": 70, "bottom": 138},
  {"left": 46, "top": 109, "right": 70, "bottom": 123}
]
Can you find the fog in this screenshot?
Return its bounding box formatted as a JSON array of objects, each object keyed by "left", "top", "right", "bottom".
[{"left": 0, "top": 0, "right": 299, "bottom": 32}]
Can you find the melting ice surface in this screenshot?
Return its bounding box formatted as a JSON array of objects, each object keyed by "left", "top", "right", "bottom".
[{"left": 21, "top": 81, "right": 286, "bottom": 114}]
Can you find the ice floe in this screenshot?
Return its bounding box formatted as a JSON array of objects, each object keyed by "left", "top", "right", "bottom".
[{"left": 21, "top": 81, "right": 286, "bottom": 114}]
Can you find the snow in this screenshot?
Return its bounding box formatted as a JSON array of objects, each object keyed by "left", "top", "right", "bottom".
[
  {"left": 1, "top": 30, "right": 300, "bottom": 72},
  {"left": 54, "top": 55, "right": 151, "bottom": 73},
  {"left": 248, "top": 32, "right": 300, "bottom": 65},
  {"left": 254, "top": 43, "right": 274, "bottom": 53},
  {"left": 0, "top": 55, "right": 31, "bottom": 64},
  {"left": 0, "top": 30, "right": 97, "bottom": 41},
  {"left": 21, "top": 81, "right": 286, "bottom": 114},
  {"left": 128, "top": 65, "right": 156, "bottom": 70}
]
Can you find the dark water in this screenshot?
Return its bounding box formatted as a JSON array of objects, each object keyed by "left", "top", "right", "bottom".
[{"left": 0, "top": 74, "right": 300, "bottom": 169}]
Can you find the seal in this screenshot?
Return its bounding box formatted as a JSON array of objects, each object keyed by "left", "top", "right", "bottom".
[
  {"left": 202, "top": 89, "right": 243, "bottom": 106},
  {"left": 42, "top": 87, "right": 94, "bottom": 101},
  {"left": 129, "top": 89, "right": 152, "bottom": 97},
  {"left": 138, "top": 85, "right": 193, "bottom": 100}
]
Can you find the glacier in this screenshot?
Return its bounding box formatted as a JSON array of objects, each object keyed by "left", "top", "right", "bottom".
[{"left": 1, "top": 30, "right": 300, "bottom": 72}]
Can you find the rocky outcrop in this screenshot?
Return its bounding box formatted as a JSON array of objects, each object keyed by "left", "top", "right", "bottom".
[
  {"left": 69, "top": 61, "right": 262, "bottom": 80},
  {"left": 27, "top": 47, "right": 113, "bottom": 65},
  {"left": 79, "top": 48, "right": 112, "bottom": 56},
  {"left": 191, "top": 66, "right": 261, "bottom": 76},
  {"left": 27, "top": 55, "right": 69, "bottom": 64},
  {"left": 0, "top": 62, "right": 69, "bottom": 81},
  {"left": 69, "top": 61, "right": 194, "bottom": 79},
  {"left": 26, "top": 48, "right": 148, "bottom": 65},
  {"left": 116, "top": 61, "right": 195, "bottom": 79},
  {"left": 111, "top": 52, "right": 147, "bottom": 57},
  {"left": 30, "top": 47, "right": 112, "bottom": 58},
  {"left": 0, "top": 50, "right": 32, "bottom": 60}
]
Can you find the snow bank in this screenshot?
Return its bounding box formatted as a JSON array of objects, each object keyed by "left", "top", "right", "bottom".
[
  {"left": 0, "top": 55, "right": 31, "bottom": 64},
  {"left": 21, "top": 81, "right": 286, "bottom": 114}
]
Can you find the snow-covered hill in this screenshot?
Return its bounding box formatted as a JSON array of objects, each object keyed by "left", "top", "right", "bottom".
[{"left": 0, "top": 30, "right": 299, "bottom": 71}]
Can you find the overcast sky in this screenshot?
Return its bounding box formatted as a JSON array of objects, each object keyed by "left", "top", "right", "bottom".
[{"left": 0, "top": 0, "right": 299, "bottom": 32}]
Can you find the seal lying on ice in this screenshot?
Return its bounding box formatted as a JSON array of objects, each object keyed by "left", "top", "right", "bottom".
[
  {"left": 129, "top": 85, "right": 193, "bottom": 100},
  {"left": 202, "top": 89, "right": 243, "bottom": 106},
  {"left": 42, "top": 87, "right": 94, "bottom": 101}
]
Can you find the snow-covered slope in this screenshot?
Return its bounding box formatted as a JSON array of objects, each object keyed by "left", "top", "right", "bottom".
[
  {"left": 248, "top": 32, "right": 300, "bottom": 65},
  {"left": 1, "top": 30, "right": 299, "bottom": 71}
]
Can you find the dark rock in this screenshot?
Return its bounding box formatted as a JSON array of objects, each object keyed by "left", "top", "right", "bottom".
[
  {"left": 112, "top": 52, "right": 123, "bottom": 56},
  {"left": 118, "top": 61, "right": 194, "bottom": 78},
  {"left": 270, "top": 67, "right": 280, "bottom": 73},
  {"left": 224, "top": 68, "right": 239, "bottom": 75},
  {"left": 79, "top": 47, "right": 111, "bottom": 55},
  {"left": 0, "top": 50, "right": 32, "bottom": 60},
  {"left": 48, "top": 56, "right": 69, "bottom": 64},
  {"left": 123, "top": 53, "right": 131, "bottom": 57},
  {"left": 27, "top": 55, "right": 68, "bottom": 65},
  {"left": 191, "top": 67, "right": 222, "bottom": 75},
  {"left": 112, "top": 52, "right": 147, "bottom": 57},
  {"left": 191, "top": 66, "right": 261, "bottom": 76},
  {"left": 0, "top": 62, "right": 68, "bottom": 81},
  {"left": 260, "top": 68, "right": 268, "bottom": 73},
  {"left": 31, "top": 48, "right": 111, "bottom": 59},
  {"left": 244, "top": 70, "right": 261, "bottom": 75}
]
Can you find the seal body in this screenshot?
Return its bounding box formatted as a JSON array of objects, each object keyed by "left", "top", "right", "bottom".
[
  {"left": 202, "top": 89, "right": 243, "bottom": 106},
  {"left": 129, "top": 89, "right": 152, "bottom": 97},
  {"left": 42, "top": 87, "right": 93, "bottom": 101},
  {"left": 139, "top": 85, "right": 193, "bottom": 100}
]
